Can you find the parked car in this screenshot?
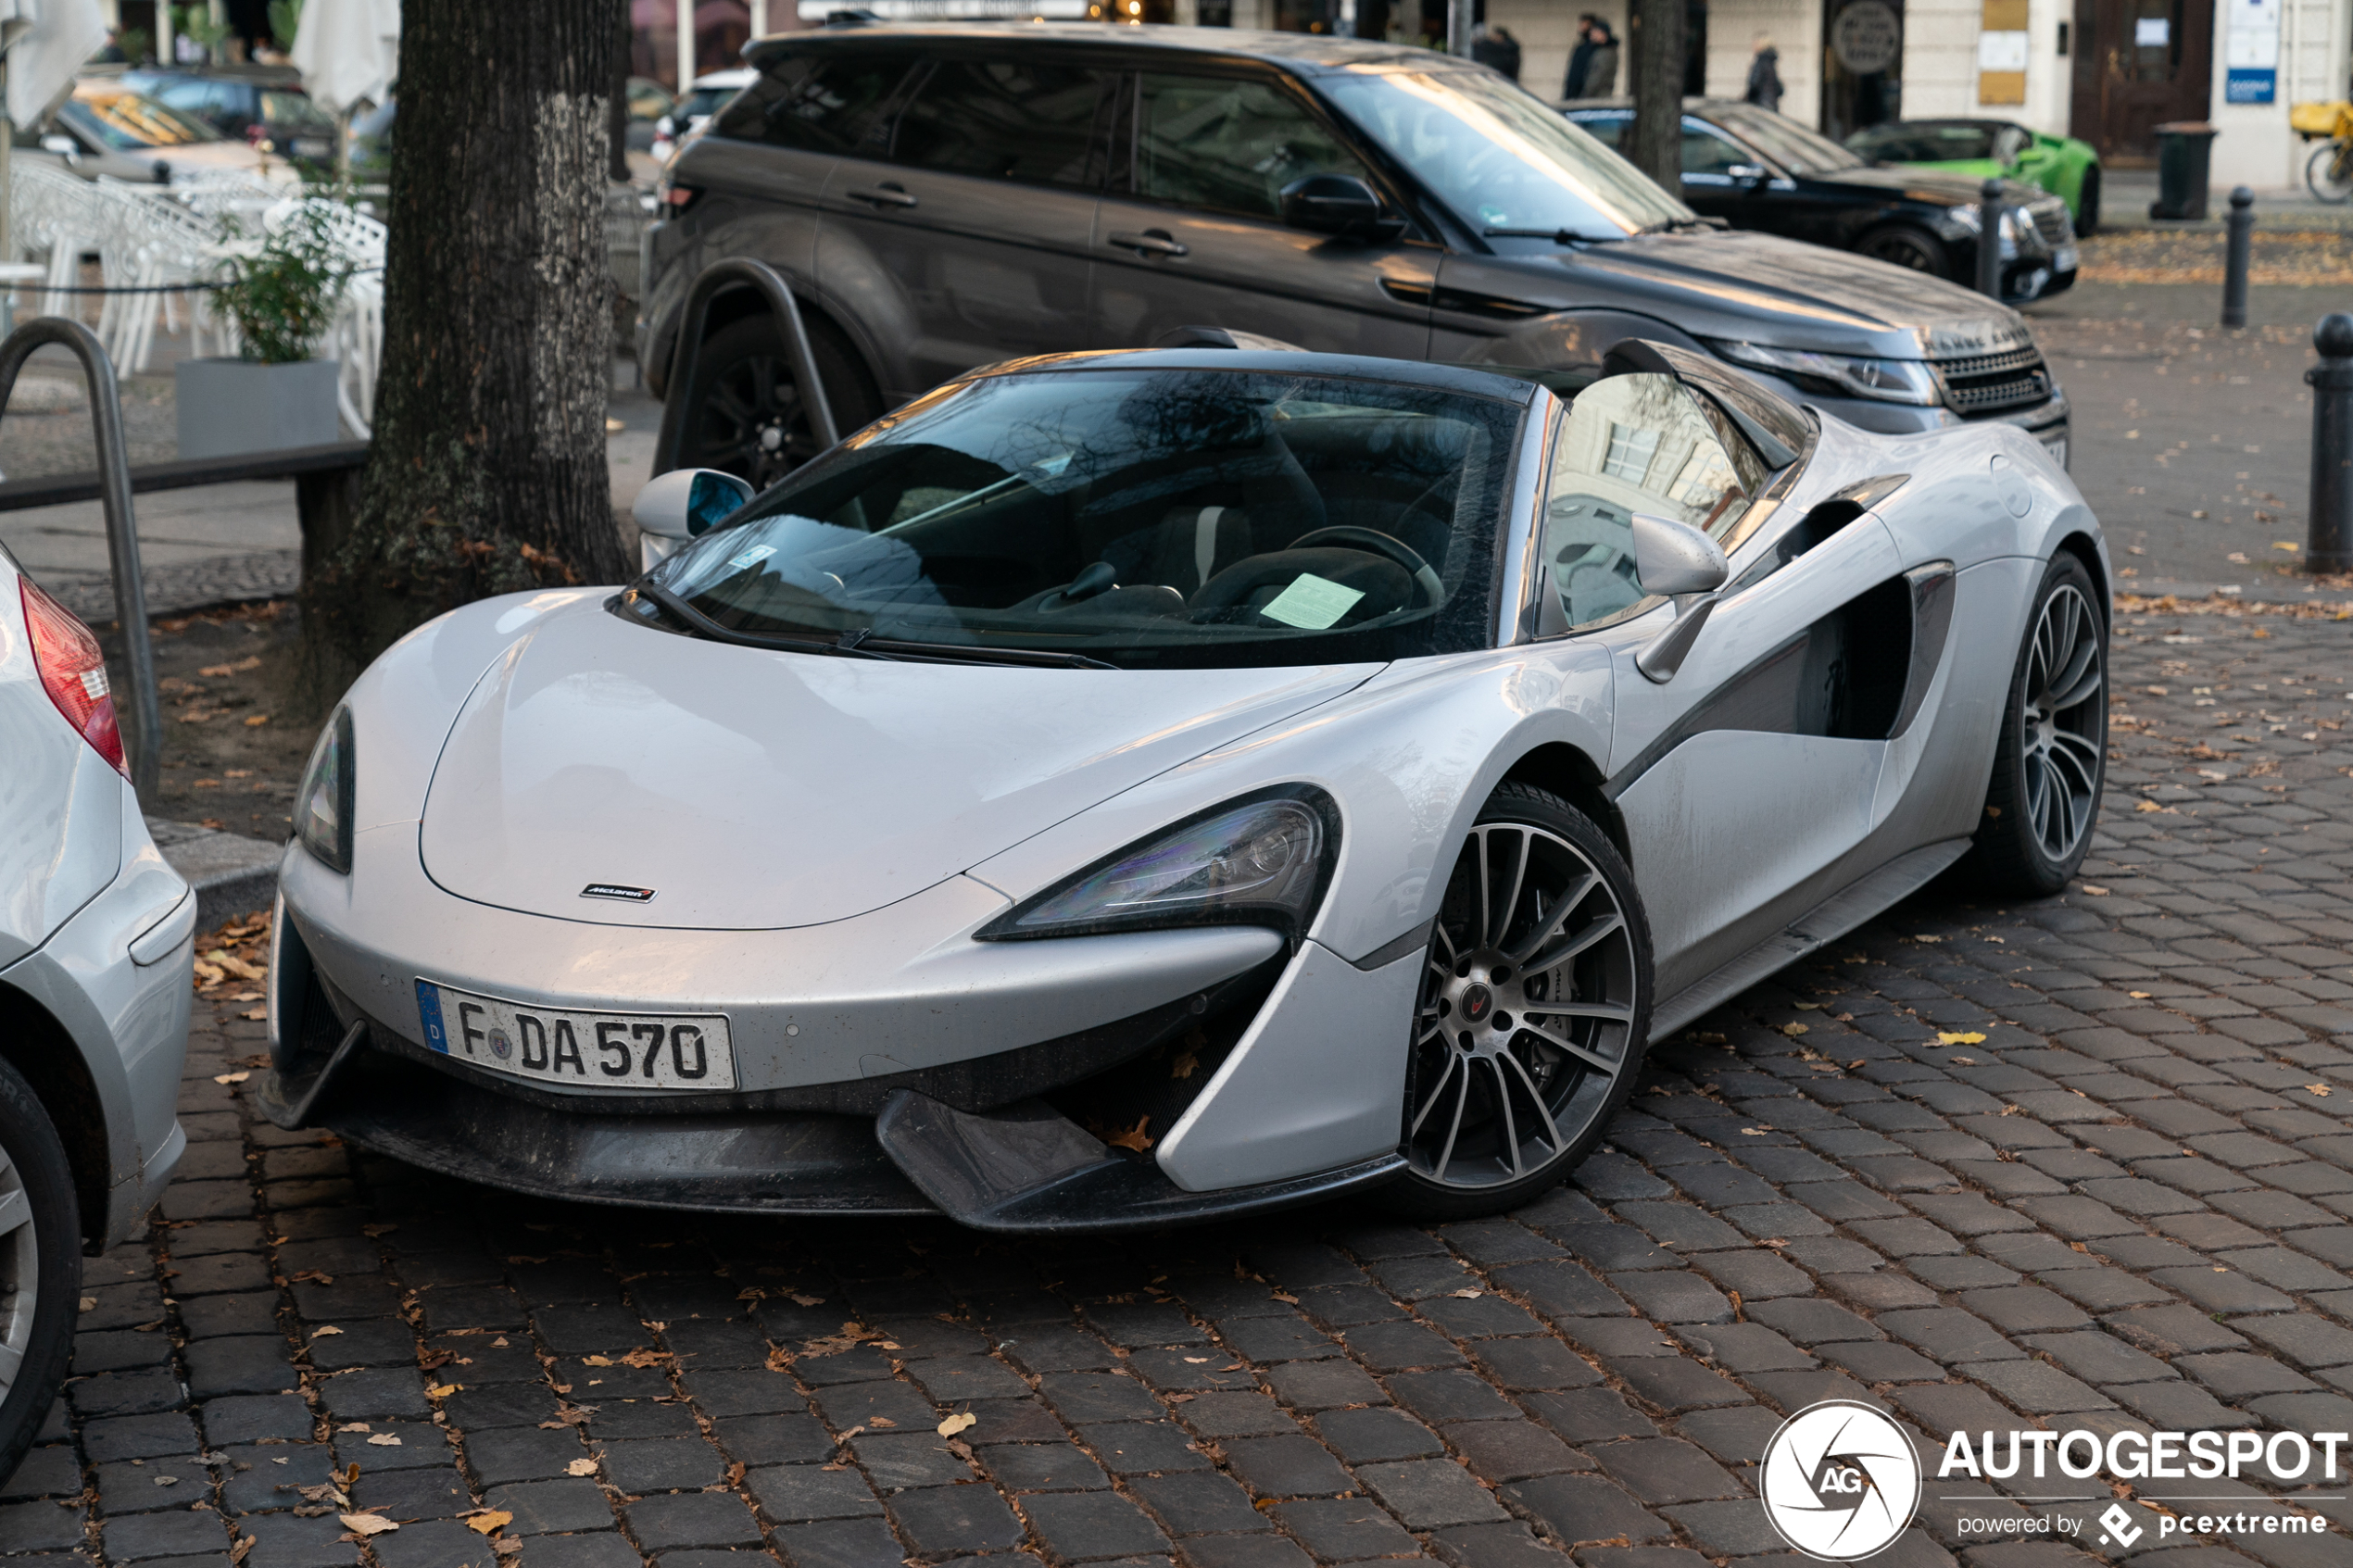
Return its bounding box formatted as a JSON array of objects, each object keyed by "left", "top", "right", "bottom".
[
  {"left": 628, "top": 76, "right": 675, "bottom": 152},
  {"left": 266, "top": 340, "right": 2108, "bottom": 1227},
  {"left": 1563, "top": 99, "right": 2078, "bottom": 303},
  {"left": 1843, "top": 118, "right": 2102, "bottom": 234},
  {"left": 641, "top": 26, "right": 2070, "bottom": 496},
  {"left": 31, "top": 79, "right": 295, "bottom": 185},
  {"left": 651, "top": 68, "right": 757, "bottom": 162},
  {"left": 0, "top": 546, "right": 194, "bottom": 1472},
  {"left": 122, "top": 66, "right": 338, "bottom": 164}
]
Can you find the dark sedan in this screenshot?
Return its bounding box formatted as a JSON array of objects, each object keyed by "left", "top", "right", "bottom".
[
  {"left": 124, "top": 68, "right": 337, "bottom": 163},
  {"left": 1564, "top": 98, "right": 2077, "bottom": 305}
]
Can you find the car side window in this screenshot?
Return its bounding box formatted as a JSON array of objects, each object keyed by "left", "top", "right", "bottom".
[
  {"left": 715, "top": 53, "right": 909, "bottom": 156},
  {"left": 1133, "top": 72, "right": 1369, "bottom": 220},
  {"left": 1682, "top": 120, "right": 1752, "bottom": 176},
  {"left": 1544, "top": 372, "right": 1752, "bottom": 631},
  {"left": 1569, "top": 112, "right": 1628, "bottom": 149},
  {"left": 891, "top": 58, "right": 1111, "bottom": 188}
]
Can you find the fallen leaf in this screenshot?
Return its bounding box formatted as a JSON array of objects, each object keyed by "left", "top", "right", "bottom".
[
  {"left": 1449, "top": 1287, "right": 1483, "bottom": 1298},
  {"left": 2081, "top": 884, "right": 2110, "bottom": 897},
  {"left": 868, "top": 1416, "right": 897, "bottom": 1428},
  {"left": 1793, "top": 1001, "right": 1822, "bottom": 1011},
  {"left": 232, "top": 1537, "right": 254, "bottom": 1564},
  {"left": 619, "top": 1348, "right": 669, "bottom": 1369},
  {"left": 937, "top": 1411, "right": 977, "bottom": 1436},
  {"left": 2309, "top": 1085, "right": 2333, "bottom": 1098},
  {"left": 1938, "top": 1032, "right": 1987, "bottom": 1046},
  {"left": 2135, "top": 798, "right": 2165, "bottom": 813},
  {"left": 336, "top": 1423, "right": 371, "bottom": 1433},
  {"left": 1184, "top": 1356, "right": 1211, "bottom": 1363},
  {"left": 426, "top": 1384, "right": 460, "bottom": 1399},
  {"left": 1740, "top": 1127, "right": 1770, "bottom": 1136},
  {"left": 245, "top": 714, "right": 271, "bottom": 727},
  {"left": 292, "top": 1270, "right": 333, "bottom": 1286},
  {"left": 338, "top": 1513, "right": 398, "bottom": 1536},
  {"left": 311, "top": 1325, "right": 344, "bottom": 1337},
  {"left": 78, "top": 1296, "right": 95, "bottom": 1311},
  {"left": 364, "top": 1434, "right": 402, "bottom": 1447},
  {"left": 213, "top": 1071, "right": 250, "bottom": 1085},
  {"left": 1952, "top": 1057, "right": 1979, "bottom": 1066},
  {"left": 1781, "top": 1022, "right": 1808, "bottom": 1036},
  {"left": 580, "top": 1356, "right": 613, "bottom": 1367},
  {"left": 1270, "top": 1291, "right": 1298, "bottom": 1304},
  {"left": 2130, "top": 991, "right": 2151, "bottom": 999},
  {"left": 787, "top": 1292, "right": 825, "bottom": 1307},
  {"left": 566, "top": 1458, "right": 598, "bottom": 1476},
  {"left": 467, "top": 1512, "right": 512, "bottom": 1537},
  {"left": 1104, "top": 1116, "right": 1154, "bottom": 1152}
]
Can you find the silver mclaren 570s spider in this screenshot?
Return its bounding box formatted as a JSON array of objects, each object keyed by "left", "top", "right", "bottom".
[{"left": 265, "top": 340, "right": 2108, "bottom": 1232}]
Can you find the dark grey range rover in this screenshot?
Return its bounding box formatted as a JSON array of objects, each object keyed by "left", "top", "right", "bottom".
[{"left": 640, "top": 23, "right": 2070, "bottom": 487}]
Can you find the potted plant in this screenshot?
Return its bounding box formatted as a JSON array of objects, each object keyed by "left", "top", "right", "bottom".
[{"left": 178, "top": 202, "right": 356, "bottom": 459}]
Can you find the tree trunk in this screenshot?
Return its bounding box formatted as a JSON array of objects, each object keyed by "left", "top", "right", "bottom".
[
  {"left": 1624, "top": 0, "right": 1686, "bottom": 192},
  {"left": 609, "top": 2, "right": 632, "bottom": 184},
  {"left": 304, "top": 0, "right": 628, "bottom": 696}
]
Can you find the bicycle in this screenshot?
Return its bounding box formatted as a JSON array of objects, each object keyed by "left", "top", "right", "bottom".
[{"left": 2293, "top": 98, "right": 2353, "bottom": 202}]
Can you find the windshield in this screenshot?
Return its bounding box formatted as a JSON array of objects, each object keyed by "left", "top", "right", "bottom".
[
  {"left": 634, "top": 368, "right": 1525, "bottom": 669},
  {"left": 1317, "top": 69, "right": 1690, "bottom": 240},
  {"left": 259, "top": 91, "right": 334, "bottom": 132},
  {"left": 1712, "top": 106, "right": 1863, "bottom": 173},
  {"left": 65, "top": 85, "right": 221, "bottom": 148}
]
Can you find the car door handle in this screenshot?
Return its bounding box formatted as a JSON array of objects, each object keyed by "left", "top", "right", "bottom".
[
  {"left": 851, "top": 182, "right": 917, "bottom": 209},
  {"left": 1109, "top": 229, "right": 1189, "bottom": 257}
]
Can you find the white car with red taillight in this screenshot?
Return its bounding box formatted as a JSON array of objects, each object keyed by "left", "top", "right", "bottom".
[{"left": 0, "top": 541, "right": 192, "bottom": 1477}]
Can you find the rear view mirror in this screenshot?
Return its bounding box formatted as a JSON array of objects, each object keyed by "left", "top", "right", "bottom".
[
  {"left": 1630, "top": 512, "right": 1729, "bottom": 596},
  {"left": 634, "top": 468, "right": 754, "bottom": 568},
  {"left": 1279, "top": 174, "right": 1402, "bottom": 238}
]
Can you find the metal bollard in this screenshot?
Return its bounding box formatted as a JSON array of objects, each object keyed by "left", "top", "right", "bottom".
[
  {"left": 2222, "top": 186, "right": 2254, "bottom": 329},
  {"left": 2309, "top": 312, "right": 2353, "bottom": 574},
  {"left": 1976, "top": 178, "right": 2006, "bottom": 300}
]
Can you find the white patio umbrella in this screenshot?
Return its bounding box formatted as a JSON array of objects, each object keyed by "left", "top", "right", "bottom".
[
  {"left": 0, "top": 0, "right": 105, "bottom": 308},
  {"left": 289, "top": 0, "right": 400, "bottom": 181}
]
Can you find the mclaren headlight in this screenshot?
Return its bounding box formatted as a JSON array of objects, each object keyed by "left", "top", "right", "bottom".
[
  {"left": 1708, "top": 341, "right": 1942, "bottom": 407},
  {"left": 979, "top": 789, "right": 1338, "bottom": 942},
  {"left": 295, "top": 707, "right": 354, "bottom": 874}
]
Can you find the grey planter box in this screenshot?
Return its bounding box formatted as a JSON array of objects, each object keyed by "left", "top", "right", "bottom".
[{"left": 176, "top": 358, "right": 341, "bottom": 459}]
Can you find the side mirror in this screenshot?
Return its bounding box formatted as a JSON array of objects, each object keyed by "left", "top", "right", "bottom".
[
  {"left": 1630, "top": 512, "right": 1730, "bottom": 683},
  {"left": 40, "top": 133, "right": 78, "bottom": 159},
  {"left": 1726, "top": 162, "right": 1767, "bottom": 184},
  {"left": 1279, "top": 173, "right": 1401, "bottom": 238},
  {"left": 635, "top": 467, "right": 754, "bottom": 541}
]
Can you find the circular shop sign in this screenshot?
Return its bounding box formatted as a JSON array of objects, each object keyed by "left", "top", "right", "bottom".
[
  {"left": 1758, "top": 1399, "right": 1922, "bottom": 1561},
  {"left": 1831, "top": 0, "right": 1902, "bottom": 75}
]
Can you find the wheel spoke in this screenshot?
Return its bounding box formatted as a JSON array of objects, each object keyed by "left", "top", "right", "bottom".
[
  {"left": 2048, "top": 636, "right": 2100, "bottom": 711},
  {"left": 1523, "top": 1020, "right": 1620, "bottom": 1075},
  {"left": 2049, "top": 728, "right": 2102, "bottom": 789},
  {"left": 1525, "top": 911, "right": 1624, "bottom": 975},
  {"left": 1471, "top": 831, "right": 1495, "bottom": 948},
  {"left": 1491, "top": 832, "right": 1529, "bottom": 953},
  {"left": 1504, "top": 1049, "right": 1565, "bottom": 1151},
  {"left": 0, "top": 1339, "right": 20, "bottom": 1391},
  {"left": 1411, "top": 1050, "right": 1462, "bottom": 1138},
  {"left": 1503, "top": 871, "right": 1597, "bottom": 968},
  {"left": 1535, "top": 1000, "right": 1634, "bottom": 1023},
  {"left": 1432, "top": 1058, "right": 1472, "bottom": 1178},
  {"left": 0, "top": 1191, "right": 30, "bottom": 1239},
  {"left": 1487, "top": 1057, "right": 1522, "bottom": 1177}
]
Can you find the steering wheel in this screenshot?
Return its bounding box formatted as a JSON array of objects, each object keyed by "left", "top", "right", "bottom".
[{"left": 1287, "top": 526, "right": 1445, "bottom": 608}]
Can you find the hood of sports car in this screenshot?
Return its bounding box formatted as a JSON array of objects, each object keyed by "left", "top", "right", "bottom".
[{"left": 418, "top": 606, "right": 1377, "bottom": 930}]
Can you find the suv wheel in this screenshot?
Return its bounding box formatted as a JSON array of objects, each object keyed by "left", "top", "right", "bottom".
[
  {"left": 677, "top": 314, "right": 881, "bottom": 490},
  {"left": 0, "top": 1057, "right": 80, "bottom": 1482}
]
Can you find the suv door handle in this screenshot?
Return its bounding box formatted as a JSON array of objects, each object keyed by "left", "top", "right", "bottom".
[
  {"left": 1109, "top": 229, "right": 1189, "bottom": 257},
  {"left": 851, "top": 182, "right": 917, "bottom": 208}
]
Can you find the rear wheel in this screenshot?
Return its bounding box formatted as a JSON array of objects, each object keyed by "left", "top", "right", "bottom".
[
  {"left": 674, "top": 313, "right": 882, "bottom": 491},
  {"left": 2308, "top": 142, "right": 2353, "bottom": 204},
  {"left": 2075, "top": 166, "right": 2101, "bottom": 235},
  {"left": 1968, "top": 554, "right": 2108, "bottom": 897},
  {"left": 0, "top": 1057, "right": 79, "bottom": 1485},
  {"left": 1858, "top": 224, "right": 1951, "bottom": 279},
  {"left": 1387, "top": 784, "right": 1653, "bottom": 1220}
]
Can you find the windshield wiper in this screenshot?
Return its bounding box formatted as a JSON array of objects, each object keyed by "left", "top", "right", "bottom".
[
  {"left": 1633, "top": 217, "right": 1725, "bottom": 235},
  {"left": 1482, "top": 226, "right": 1625, "bottom": 245},
  {"left": 861, "top": 635, "right": 1117, "bottom": 671},
  {"left": 628, "top": 583, "right": 901, "bottom": 659}
]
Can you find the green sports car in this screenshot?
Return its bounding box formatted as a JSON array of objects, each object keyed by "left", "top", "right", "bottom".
[{"left": 1844, "top": 119, "right": 2101, "bottom": 233}]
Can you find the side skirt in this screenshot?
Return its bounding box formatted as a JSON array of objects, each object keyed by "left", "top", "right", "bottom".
[{"left": 1650, "top": 838, "right": 1971, "bottom": 1039}]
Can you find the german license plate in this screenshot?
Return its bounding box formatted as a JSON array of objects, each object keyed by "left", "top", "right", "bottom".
[
  {"left": 2055, "top": 244, "right": 2079, "bottom": 271},
  {"left": 292, "top": 138, "right": 332, "bottom": 158},
  {"left": 2039, "top": 431, "right": 2070, "bottom": 470},
  {"left": 414, "top": 981, "right": 736, "bottom": 1089}
]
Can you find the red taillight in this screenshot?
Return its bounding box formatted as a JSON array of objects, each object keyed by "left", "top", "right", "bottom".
[
  {"left": 662, "top": 182, "right": 703, "bottom": 212},
  {"left": 19, "top": 579, "right": 126, "bottom": 776}
]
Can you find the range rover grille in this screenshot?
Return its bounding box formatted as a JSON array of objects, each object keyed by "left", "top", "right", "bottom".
[{"left": 1936, "top": 345, "right": 2053, "bottom": 415}]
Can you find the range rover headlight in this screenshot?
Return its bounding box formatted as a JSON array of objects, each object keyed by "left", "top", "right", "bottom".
[
  {"left": 295, "top": 707, "right": 354, "bottom": 874},
  {"left": 978, "top": 789, "right": 1338, "bottom": 942},
  {"left": 1708, "top": 341, "right": 1942, "bottom": 406}
]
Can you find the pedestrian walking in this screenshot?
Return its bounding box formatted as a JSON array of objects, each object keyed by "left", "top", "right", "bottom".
[
  {"left": 1472, "top": 23, "right": 1523, "bottom": 79},
  {"left": 1744, "top": 33, "right": 1783, "bottom": 111},
  {"left": 1565, "top": 16, "right": 1618, "bottom": 98}
]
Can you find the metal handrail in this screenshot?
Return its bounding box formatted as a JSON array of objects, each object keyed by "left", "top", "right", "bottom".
[
  {"left": 649, "top": 257, "right": 837, "bottom": 480},
  {"left": 0, "top": 319, "right": 159, "bottom": 798}
]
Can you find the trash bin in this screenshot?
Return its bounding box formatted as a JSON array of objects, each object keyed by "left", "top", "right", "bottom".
[{"left": 2150, "top": 122, "right": 2219, "bottom": 220}]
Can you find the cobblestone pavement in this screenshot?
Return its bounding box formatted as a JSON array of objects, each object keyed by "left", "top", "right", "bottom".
[{"left": 7, "top": 608, "right": 2353, "bottom": 1568}]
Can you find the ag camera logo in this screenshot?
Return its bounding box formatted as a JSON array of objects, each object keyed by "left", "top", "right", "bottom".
[{"left": 1761, "top": 1400, "right": 1922, "bottom": 1561}]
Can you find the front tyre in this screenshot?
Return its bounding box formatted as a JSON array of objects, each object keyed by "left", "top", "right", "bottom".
[
  {"left": 2309, "top": 142, "right": 2353, "bottom": 204},
  {"left": 1858, "top": 224, "right": 1952, "bottom": 279},
  {"left": 1386, "top": 784, "right": 1654, "bottom": 1221},
  {"left": 1968, "top": 554, "right": 2108, "bottom": 897},
  {"left": 675, "top": 314, "right": 882, "bottom": 491},
  {"left": 0, "top": 1057, "right": 79, "bottom": 1484}
]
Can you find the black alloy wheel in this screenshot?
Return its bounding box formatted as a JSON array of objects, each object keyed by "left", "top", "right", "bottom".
[
  {"left": 0, "top": 1057, "right": 81, "bottom": 1484},
  {"left": 1969, "top": 553, "right": 2108, "bottom": 896},
  {"left": 1389, "top": 784, "right": 1653, "bottom": 1219},
  {"left": 676, "top": 314, "right": 881, "bottom": 491},
  {"left": 1859, "top": 224, "right": 1951, "bottom": 278}
]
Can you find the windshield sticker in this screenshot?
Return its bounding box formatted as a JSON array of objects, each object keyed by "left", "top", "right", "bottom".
[
  {"left": 1260, "top": 573, "right": 1366, "bottom": 630},
  {"left": 726, "top": 545, "right": 778, "bottom": 571}
]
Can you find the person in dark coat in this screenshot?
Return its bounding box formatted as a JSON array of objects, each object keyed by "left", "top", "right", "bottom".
[
  {"left": 1472, "top": 24, "right": 1523, "bottom": 80},
  {"left": 1744, "top": 33, "right": 1784, "bottom": 111},
  {"left": 1565, "top": 17, "right": 1619, "bottom": 99}
]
